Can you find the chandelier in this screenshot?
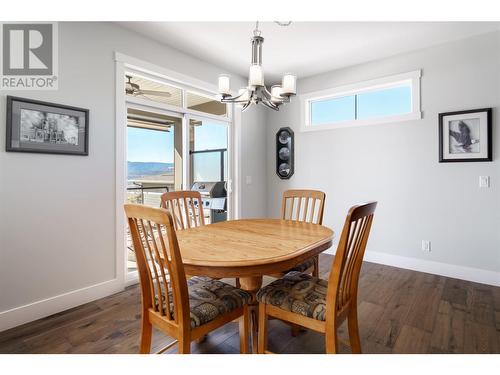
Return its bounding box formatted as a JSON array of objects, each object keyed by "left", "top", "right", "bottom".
[{"left": 217, "top": 22, "right": 297, "bottom": 111}]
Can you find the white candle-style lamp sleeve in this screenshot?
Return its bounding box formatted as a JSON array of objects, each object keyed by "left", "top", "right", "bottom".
[
  {"left": 218, "top": 74, "right": 231, "bottom": 95},
  {"left": 282, "top": 73, "right": 297, "bottom": 95},
  {"left": 249, "top": 64, "right": 264, "bottom": 87}
]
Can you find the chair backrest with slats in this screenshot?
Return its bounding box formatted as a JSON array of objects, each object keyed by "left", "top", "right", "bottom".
[
  {"left": 326, "top": 202, "right": 377, "bottom": 321},
  {"left": 124, "top": 204, "right": 190, "bottom": 327},
  {"left": 160, "top": 191, "right": 205, "bottom": 230},
  {"left": 281, "top": 189, "right": 326, "bottom": 224}
]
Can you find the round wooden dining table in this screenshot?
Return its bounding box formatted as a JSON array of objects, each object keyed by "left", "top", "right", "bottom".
[{"left": 175, "top": 218, "right": 334, "bottom": 352}]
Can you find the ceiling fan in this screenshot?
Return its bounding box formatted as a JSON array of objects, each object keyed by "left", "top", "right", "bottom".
[{"left": 125, "top": 75, "right": 172, "bottom": 98}]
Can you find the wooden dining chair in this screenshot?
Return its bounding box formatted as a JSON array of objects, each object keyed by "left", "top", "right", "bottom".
[
  {"left": 160, "top": 190, "right": 240, "bottom": 287},
  {"left": 160, "top": 190, "right": 205, "bottom": 230},
  {"left": 270, "top": 189, "right": 326, "bottom": 278},
  {"left": 124, "top": 204, "right": 251, "bottom": 354},
  {"left": 257, "top": 201, "right": 377, "bottom": 354}
]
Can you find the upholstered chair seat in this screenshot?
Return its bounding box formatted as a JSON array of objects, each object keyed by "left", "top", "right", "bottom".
[
  {"left": 257, "top": 202, "right": 378, "bottom": 354},
  {"left": 257, "top": 271, "right": 328, "bottom": 321},
  {"left": 285, "top": 258, "right": 316, "bottom": 274},
  {"left": 158, "top": 276, "right": 252, "bottom": 329},
  {"left": 125, "top": 203, "right": 251, "bottom": 354}
]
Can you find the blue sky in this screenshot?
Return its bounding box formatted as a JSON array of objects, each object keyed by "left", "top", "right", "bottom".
[
  {"left": 127, "top": 121, "right": 227, "bottom": 163},
  {"left": 127, "top": 127, "right": 173, "bottom": 163},
  {"left": 311, "top": 86, "right": 411, "bottom": 125}
]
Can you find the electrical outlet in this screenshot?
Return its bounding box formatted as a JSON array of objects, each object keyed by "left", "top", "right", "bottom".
[
  {"left": 479, "top": 176, "right": 490, "bottom": 188},
  {"left": 421, "top": 240, "right": 431, "bottom": 252}
]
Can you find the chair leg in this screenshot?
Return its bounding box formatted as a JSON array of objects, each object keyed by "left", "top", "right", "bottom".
[
  {"left": 139, "top": 314, "right": 153, "bottom": 354},
  {"left": 239, "top": 305, "right": 250, "bottom": 354},
  {"left": 347, "top": 307, "right": 362, "bottom": 354},
  {"left": 290, "top": 324, "right": 303, "bottom": 337},
  {"left": 178, "top": 337, "right": 191, "bottom": 354},
  {"left": 236, "top": 278, "right": 241, "bottom": 288},
  {"left": 325, "top": 327, "right": 338, "bottom": 354},
  {"left": 257, "top": 303, "right": 268, "bottom": 354},
  {"left": 312, "top": 255, "right": 319, "bottom": 277},
  {"left": 195, "top": 335, "right": 207, "bottom": 344}
]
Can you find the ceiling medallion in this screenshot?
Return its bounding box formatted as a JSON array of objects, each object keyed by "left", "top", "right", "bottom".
[{"left": 217, "top": 21, "right": 297, "bottom": 111}]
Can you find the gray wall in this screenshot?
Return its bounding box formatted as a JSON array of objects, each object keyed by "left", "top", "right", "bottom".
[
  {"left": 0, "top": 22, "right": 268, "bottom": 312},
  {"left": 239, "top": 105, "right": 268, "bottom": 218},
  {"left": 265, "top": 31, "right": 500, "bottom": 274}
]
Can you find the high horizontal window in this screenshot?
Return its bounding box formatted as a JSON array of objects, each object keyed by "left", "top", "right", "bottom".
[{"left": 302, "top": 70, "right": 421, "bottom": 131}]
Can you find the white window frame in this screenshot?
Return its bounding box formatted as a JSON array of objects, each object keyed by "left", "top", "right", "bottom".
[{"left": 300, "top": 70, "right": 422, "bottom": 132}]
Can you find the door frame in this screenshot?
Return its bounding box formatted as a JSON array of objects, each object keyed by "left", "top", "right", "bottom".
[{"left": 115, "top": 52, "right": 240, "bottom": 287}]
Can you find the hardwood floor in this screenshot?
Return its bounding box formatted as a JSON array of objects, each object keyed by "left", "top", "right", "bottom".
[{"left": 1, "top": 254, "right": 499, "bottom": 354}]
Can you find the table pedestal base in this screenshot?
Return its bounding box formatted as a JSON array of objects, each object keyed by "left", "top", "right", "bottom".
[{"left": 239, "top": 276, "right": 263, "bottom": 353}]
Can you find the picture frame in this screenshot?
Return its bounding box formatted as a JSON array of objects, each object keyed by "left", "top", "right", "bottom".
[
  {"left": 6, "top": 96, "right": 89, "bottom": 156},
  {"left": 438, "top": 108, "right": 492, "bottom": 163}
]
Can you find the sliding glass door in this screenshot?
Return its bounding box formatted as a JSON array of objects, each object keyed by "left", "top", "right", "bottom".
[
  {"left": 122, "top": 70, "right": 232, "bottom": 282},
  {"left": 126, "top": 106, "right": 183, "bottom": 274}
]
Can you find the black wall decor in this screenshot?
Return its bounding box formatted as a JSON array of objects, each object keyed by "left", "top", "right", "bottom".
[{"left": 276, "top": 127, "right": 294, "bottom": 179}]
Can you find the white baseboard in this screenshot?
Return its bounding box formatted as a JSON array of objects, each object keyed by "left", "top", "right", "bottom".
[
  {"left": 0, "top": 278, "right": 123, "bottom": 333},
  {"left": 325, "top": 248, "right": 500, "bottom": 287},
  {"left": 2, "top": 250, "right": 498, "bottom": 333}
]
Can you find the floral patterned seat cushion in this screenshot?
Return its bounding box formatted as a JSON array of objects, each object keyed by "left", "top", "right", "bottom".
[
  {"left": 256, "top": 271, "right": 328, "bottom": 321},
  {"left": 284, "top": 257, "right": 316, "bottom": 273},
  {"left": 158, "top": 276, "right": 252, "bottom": 329}
]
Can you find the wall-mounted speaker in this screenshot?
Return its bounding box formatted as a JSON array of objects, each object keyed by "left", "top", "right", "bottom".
[{"left": 276, "top": 127, "right": 294, "bottom": 179}]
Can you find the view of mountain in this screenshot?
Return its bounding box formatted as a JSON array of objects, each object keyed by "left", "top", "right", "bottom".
[{"left": 127, "top": 161, "right": 174, "bottom": 178}]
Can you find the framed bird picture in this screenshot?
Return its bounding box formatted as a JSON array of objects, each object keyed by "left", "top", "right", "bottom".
[{"left": 439, "top": 108, "right": 492, "bottom": 162}]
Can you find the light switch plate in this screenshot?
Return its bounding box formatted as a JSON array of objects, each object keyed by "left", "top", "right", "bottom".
[
  {"left": 245, "top": 176, "right": 252, "bottom": 185},
  {"left": 479, "top": 176, "right": 490, "bottom": 188},
  {"left": 422, "top": 240, "right": 431, "bottom": 252}
]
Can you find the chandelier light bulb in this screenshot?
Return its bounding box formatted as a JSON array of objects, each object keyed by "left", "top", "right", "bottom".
[
  {"left": 282, "top": 73, "right": 297, "bottom": 95},
  {"left": 218, "top": 74, "right": 231, "bottom": 95},
  {"left": 248, "top": 64, "right": 264, "bottom": 87}
]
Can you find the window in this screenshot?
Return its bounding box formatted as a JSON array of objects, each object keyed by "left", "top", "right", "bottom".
[
  {"left": 187, "top": 91, "right": 227, "bottom": 117},
  {"left": 302, "top": 70, "right": 421, "bottom": 131},
  {"left": 125, "top": 74, "right": 182, "bottom": 107},
  {"left": 189, "top": 119, "right": 228, "bottom": 184},
  {"left": 311, "top": 95, "right": 356, "bottom": 125}
]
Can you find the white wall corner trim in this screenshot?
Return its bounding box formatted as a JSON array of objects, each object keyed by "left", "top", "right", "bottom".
[
  {"left": 363, "top": 251, "right": 500, "bottom": 287},
  {"left": 0, "top": 279, "right": 123, "bottom": 333}
]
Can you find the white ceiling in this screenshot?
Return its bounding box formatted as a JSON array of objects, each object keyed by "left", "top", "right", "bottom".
[{"left": 119, "top": 22, "right": 500, "bottom": 82}]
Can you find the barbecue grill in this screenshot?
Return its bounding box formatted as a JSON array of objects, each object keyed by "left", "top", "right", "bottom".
[{"left": 191, "top": 181, "right": 227, "bottom": 223}]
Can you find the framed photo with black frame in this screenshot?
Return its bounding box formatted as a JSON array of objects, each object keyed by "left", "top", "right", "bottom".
[
  {"left": 438, "top": 108, "right": 492, "bottom": 163},
  {"left": 6, "top": 96, "right": 89, "bottom": 156}
]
